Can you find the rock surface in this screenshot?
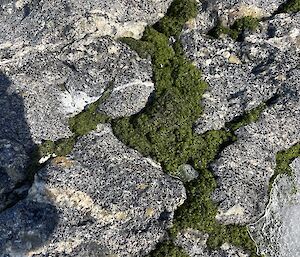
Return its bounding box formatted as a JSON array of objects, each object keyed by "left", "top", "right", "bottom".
[
  {"left": 175, "top": 229, "right": 249, "bottom": 257},
  {"left": 1, "top": 35, "right": 154, "bottom": 144},
  {"left": 249, "top": 158, "right": 300, "bottom": 257},
  {"left": 0, "top": 124, "right": 186, "bottom": 256},
  {"left": 0, "top": 0, "right": 172, "bottom": 53},
  {"left": 211, "top": 69, "right": 300, "bottom": 224},
  {"left": 191, "top": 0, "right": 286, "bottom": 33},
  {"left": 181, "top": 12, "right": 300, "bottom": 134}
]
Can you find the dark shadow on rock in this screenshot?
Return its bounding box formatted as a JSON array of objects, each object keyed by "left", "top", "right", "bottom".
[
  {"left": 0, "top": 71, "right": 59, "bottom": 255},
  {"left": 0, "top": 200, "right": 58, "bottom": 255}
]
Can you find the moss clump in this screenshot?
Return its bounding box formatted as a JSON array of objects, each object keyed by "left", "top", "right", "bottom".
[
  {"left": 153, "top": 0, "right": 198, "bottom": 37},
  {"left": 226, "top": 103, "right": 266, "bottom": 131},
  {"left": 147, "top": 242, "right": 189, "bottom": 257},
  {"left": 171, "top": 169, "right": 258, "bottom": 254},
  {"left": 111, "top": 0, "right": 260, "bottom": 255},
  {"left": 269, "top": 142, "right": 300, "bottom": 192},
  {"left": 38, "top": 137, "right": 76, "bottom": 157},
  {"left": 276, "top": 0, "right": 300, "bottom": 13},
  {"left": 69, "top": 99, "right": 111, "bottom": 137},
  {"left": 208, "top": 16, "right": 260, "bottom": 41}
]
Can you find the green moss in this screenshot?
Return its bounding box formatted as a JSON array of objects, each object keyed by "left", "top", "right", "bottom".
[
  {"left": 69, "top": 98, "right": 111, "bottom": 137},
  {"left": 38, "top": 137, "right": 76, "bottom": 157},
  {"left": 153, "top": 0, "right": 198, "bottom": 37},
  {"left": 147, "top": 242, "right": 189, "bottom": 257},
  {"left": 111, "top": 0, "right": 260, "bottom": 255},
  {"left": 276, "top": 0, "right": 300, "bottom": 13},
  {"left": 208, "top": 16, "right": 260, "bottom": 41},
  {"left": 227, "top": 103, "right": 266, "bottom": 131},
  {"left": 269, "top": 142, "right": 300, "bottom": 192}
]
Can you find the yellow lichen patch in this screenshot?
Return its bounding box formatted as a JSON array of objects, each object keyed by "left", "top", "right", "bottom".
[
  {"left": 146, "top": 208, "right": 155, "bottom": 217},
  {"left": 228, "top": 54, "right": 242, "bottom": 64},
  {"left": 52, "top": 156, "right": 74, "bottom": 168},
  {"left": 229, "top": 4, "right": 264, "bottom": 22},
  {"left": 115, "top": 211, "right": 128, "bottom": 221},
  {"left": 46, "top": 188, "right": 94, "bottom": 210},
  {"left": 136, "top": 183, "right": 148, "bottom": 190}
]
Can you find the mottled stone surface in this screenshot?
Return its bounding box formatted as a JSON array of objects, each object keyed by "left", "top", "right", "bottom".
[
  {"left": 0, "top": 124, "right": 186, "bottom": 256},
  {"left": 211, "top": 69, "right": 300, "bottom": 224},
  {"left": 175, "top": 229, "right": 249, "bottom": 257},
  {"left": 249, "top": 158, "right": 300, "bottom": 257},
  {"left": 182, "top": 12, "right": 300, "bottom": 134},
  {"left": 0, "top": 36, "right": 153, "bottom": 144},
  {"left": 191, "top": 0, "right": 286, "bottom": 33},
  {"left": 0, "top": 0, "right": 172, "bottom": 54}
]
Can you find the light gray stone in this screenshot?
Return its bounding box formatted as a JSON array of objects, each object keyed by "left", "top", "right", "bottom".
[
  {"left": 175, "top": 229, "right": 249, "bottom": 257},
  {"left": 211, "top": 69, "right": 300, "bottom": 224},
  {"left": 0, "top": 124, "right": 186, "bottom": 256},
  {"left": 0, "top": 0, "right": 173, "bottom": 56},
  {"left": 0, "top": 35, "right": 153, "bottom": 144},
  {"left": 189, "top": 0, "right": 286, "bottom": 33},
  {"left": 181, "top": 12, "right": 300, "bottom": 134},
  {"left": 249, "top": 158, "right": 300, "bottom": 257}
]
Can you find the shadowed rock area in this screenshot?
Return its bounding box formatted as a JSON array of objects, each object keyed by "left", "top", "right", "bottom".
[
  {"left": 0, "top": 72, "right": 34, "bottom": 211},
  {"left": 0, "top": 124, "right": 185, "bottom": 256}
]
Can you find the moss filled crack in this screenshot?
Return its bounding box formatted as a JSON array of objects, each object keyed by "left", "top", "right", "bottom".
[{"left": 110, "top": 0, "right": 260, "bottom": 256}]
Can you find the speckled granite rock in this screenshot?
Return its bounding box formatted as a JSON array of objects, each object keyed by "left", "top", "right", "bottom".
[
  {"left": 248, "top": 158, "right": 300, "bottom": 257},
  {"left": 190, "top": 0, "right": 286, "bottom": 33},
  {"left": 0, "top": 0, "right": 172, "bottom": 56},
  {"left": 211, "top": 69, "right": 300, "bottom": 224},
  {"left": 0, "top": 124, "right": 186, "bottom": 256},
  {"left": 0, "top": 35, "right": 153, "bottom": 144},
  {"left": 182, "top": 12, "right": 300, "bottom": 134},
  {"left": 175, "top": 229, "right": 249, "bottom": 257}
]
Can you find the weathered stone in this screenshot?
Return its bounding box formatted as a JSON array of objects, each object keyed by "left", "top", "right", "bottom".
[
  {"left": 0, "top": 124, "right": 185, "bottom": 256},
  {"left": 189, "top": 0, "right": 286, "bottom": 33},
  {"left": 181, "top": 12, "right": 300, "bottom": 134},
  {"left": 0, "top": 0, "right": 173, "bottom": 55},
  {"left": 210, "top": 69, "right": 300, "bottom": 224},
  {"left": 248, "top": 158, "right": 300, "bottom": 257},
  {"left": 0, "top": 72, "right": 33, "bottom": 211},
  {"left": 0, "top": 36, "right": 153, "bottom": 144},
  {"left": 175, "top": 229, "right": 249, "bottom": 257}
]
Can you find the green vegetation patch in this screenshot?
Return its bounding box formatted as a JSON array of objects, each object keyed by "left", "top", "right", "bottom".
[
  {"left": 148, "top": 242, "right": 189, "bottom": 257},
  {"left": 276, "top": 0, "right": 300, "bottom": 13},
  {"left": 208, "top": 16, "right": 260, "bottom": 41},
  {"left": 269, "top": 142, "right": 300, "bottom": 192},
  {"left": 112, "top": 0, "right": 259, "bottom": 255}
]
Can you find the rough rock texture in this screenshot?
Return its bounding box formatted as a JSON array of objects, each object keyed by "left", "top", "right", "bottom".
[
  {"left": 181, "top": 12, "right": 300, "bottom": 134},
  {"left": 1, "top": 35, "right": 153, "bottom": 144},
  {"left": 0, "top": 34, "right": 154, "bottom": 211},
  {"left": 210, "top": 69, "right": 300, "bottom": 224},
  {"left": 0, "top": 124, "right": 186, "bottom": 256},
  {"left": 0, "top": 0, "right": 172, "bottom": 53},
  {"left": 191, "top": 0, "right": 286, "bottom": 33},
  {"left": 248, "top": 158, "right": 300, "bottom": 257},
  {"left": 175, "top": 229, "right": 249, "bottom": 257}
]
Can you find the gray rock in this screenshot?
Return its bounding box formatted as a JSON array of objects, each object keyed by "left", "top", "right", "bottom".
[
  {"left": 181, "top": 12, "right": 300, "bottom": 134},
  {"left": 0, "top": 124, "right": 186, "bottom": 256},
  {"left": 210, "top": 69, "right": 300, "bottom": 224},
  {"left": 248, "top": 158, "right": 300, "bottom": 257},
  {"left": 0, "top": 71, "right": 33, "bottom": 211},
  {"left": 0, "top": 35, "right": 153, "bottom": 144},
  {"left": 175, "top": 229, "right": 249, "bottom": 257},
  {"left": 188, "top": 0, "right": 286, "bottom": 33},
  {"left": 176, "top": 164, "right": 199, "bottom": 182},
  {"left": 248, "top": 159, "right": 300, "bottom": 256},
  {"left": 0, "top": 0, "right": 172, "bottom": 55}
]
